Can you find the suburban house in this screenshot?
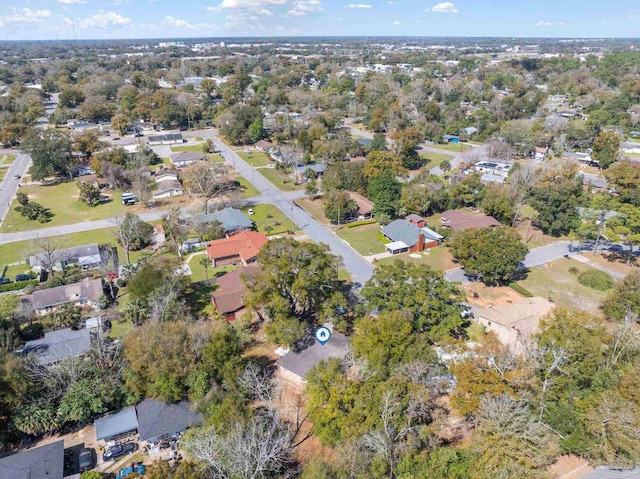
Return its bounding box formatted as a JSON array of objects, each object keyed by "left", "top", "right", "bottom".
[
  {"left": 442, "top": 134, "right": 461, "bottom": 143},
  {"left": 20, "top": 327, "right": 92, "bottom": 366},
  {"left": 153, "top": 171, "right": 184, "bottom": 199},
  {"left": 348, "top": 191, "right": 374, "bottom": 219},
  {"left": 211, "top": 266, "right": 261, "bottom": 320},
  {"left": 147, "top": 132, "right": 183, "bottom": 146},
  {"left": 194, "top": 207, "right": 253, "bottom": 236},
  {"left": 136, "top": 399, "right": 202, "bottom": 444},
  {"left": 31, "top": 278, "right": 103, "bottom": 315},
  {"left": 206, "top": 231, "right": 268, "bottom": 267},
  {"left": 94, "top": 400, "right": 202, "bottom": 445},
  {"left": 295, "top": 163, "right": 327, "bottom": 182},
  {"left": 0, "top": 440, "right": 64, "bottom": 479},
  {"left": 621, "top": 142, "right": 640, "bottom": 154},
  {"left": 77, "top": 173, "right": 100, "bottom": 188},
  {"left": 532, "top": 147, "right": 549, "bottom": 161},
  {"left": 562, "top": 151, "right": 594, "bottom": 164},
  {"left": 169, "top": 151, "right": 205, "bottom": 168},
  {"left": 255, "top": 139, "right": 274, "bottom": 152},
  {"left": 469, "top": 297, "right": 554, "bottom": 354},
  {"left": 382, "top": 218, "right": 443, "bottom": 255},
  {"left": 29, "top": 243, "right": 103, "bottom": 273},
  {"left": 463, "top": 126, "right": 478, "bottom": 137},
  {"left": 278, "top": 328, "right": 349, "bottom": 385},
  {"left": 440, "top": 210, "right": 501, "bottom": 231},
  {"left": 95, "top": 406, "right": 139, "bottom": 442}
]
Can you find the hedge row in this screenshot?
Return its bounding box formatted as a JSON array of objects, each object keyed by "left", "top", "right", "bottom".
[
  {"left": 509, "top": 282, "right": 534, "bottom": 298},
  {"left": 346, "top": 219, "right": 377, "bottom": 228},
  {"left": 0, "top": 280, "right": 38, "bottom": 293}
]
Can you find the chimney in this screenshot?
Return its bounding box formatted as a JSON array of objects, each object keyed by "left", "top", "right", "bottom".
[{"left": 417, "top": 233, "right": 425, "bottom": 252}]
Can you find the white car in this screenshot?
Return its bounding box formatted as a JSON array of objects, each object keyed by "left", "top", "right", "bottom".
[{"left": 248, "top": 208, "right": 255, "bottom": 215}]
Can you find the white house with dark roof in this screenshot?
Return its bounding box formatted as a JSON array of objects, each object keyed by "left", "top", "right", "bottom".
[
  {"left": 29, "top": 243, "right": 102, "bottom": 273},
  {"left": 169, "top": 151, "right": 205, "bottom": 168},
  {"left": 31, "top": 278, "right": 103, "bottom": 315}
]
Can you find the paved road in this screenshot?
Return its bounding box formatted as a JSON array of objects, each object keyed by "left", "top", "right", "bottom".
[
  {"left": 200, "top": 131, "right": 375, "bottom": 285},
  {"left": 0, "top": 153, "right": 32, "bottom": 225}
]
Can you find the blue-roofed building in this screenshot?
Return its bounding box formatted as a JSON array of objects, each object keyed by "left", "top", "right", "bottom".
[
  {"left": 136, "top": 399, "right": 202, "bottom": 444},
  {"left": 463, "top": 126, "right": 478, "bottom": 136},
  {"left": 20, "top": 328, "right": 92, "bottom": 366},
  {"left": 193, "top": 207, "right": 253, "bottom": 236},
  {"left": 442, "top": 134, "right": 460, "bottom": 143},
  {"left": 382, "top": 219, "right": 443, "bottom": 254},
  {"left": 94, "top": 407, "right": 139, "bottom": 442}
]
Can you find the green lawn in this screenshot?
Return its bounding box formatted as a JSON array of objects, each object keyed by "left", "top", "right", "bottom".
[
  {"left": 235, "top": 177, "right": 259, "bottom": 198},
  {"left": 0, "top": 181, "right": 132, "bottom": 233},
  {"left": 242, "top": 204, "right": 294, "bottom": 235},
  {"left": 0, "top": 227, "right": 155, "bottom": 272},
  {"left": 171, "top": 144, "right": 205, "bottom": 153},
  {"left": 1, "top": 154, "right": 15, "bottom": 166},
  {"left": 0, "top": 169, "right": 5, "bottom": 181},
  {"left": 516, "top": 258, "right": 607, "bottom": 315},
  {"left": 154, "top": 157, "right": 173, "bottom": 171},
  {"left": 208, "top": 154, "right": 225, "bottom": 163},
  {"left": 376, "top": 247, "right": 457, "bottom": 272},
  {"left": 188, "top": 256, "right": 238, "bottom": 283},
  {"left": 296, "top": 197, "right": 330, "bottom": 224},
  {"left": 257, "top": 168, "right": 304, "bottom": 191},
  {"left": 418, "top": 151, "right": 454, "bottom": 171},
  {"left": 338, "top": 224, "right": 386, "bottom": 256},
  {"left": 429, "top": 143, "right": 472, "bottom": 153},
  {"left": 238, "top": 151, "right": 271, "bottom": 167}
]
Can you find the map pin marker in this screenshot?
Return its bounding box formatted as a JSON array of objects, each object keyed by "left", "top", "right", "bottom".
[{"left": 314, "top": 326, "right": 331, "bottom": 346}]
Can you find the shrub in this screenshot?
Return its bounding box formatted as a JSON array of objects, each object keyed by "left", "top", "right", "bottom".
[
  {"left": 509, "top": 282, "right": 534, "bottom": 297},
  {"left": 568, "top": 266, "right": 580, "bottom": 275},
  {"left": 578, "top": 270, "right": 614, "bottom": 291},
  {"left": 0, "top": 279, "right": 38, "bottom": 293},
  {"left": 346, "top": 218, "right": 377, "bottom": 228}
]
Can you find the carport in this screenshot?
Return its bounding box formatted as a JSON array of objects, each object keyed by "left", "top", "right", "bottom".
[{"left": 94, "top": 406, "right": 138, "bottom": 442}]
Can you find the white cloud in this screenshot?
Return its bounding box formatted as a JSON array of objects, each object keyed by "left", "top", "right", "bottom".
[
  {"left": 558, "top": 21, "right": 564, "bottom": 25},
  {"left": 57, "top": 0, "right": 86, "bottom": 4},
  {"left": 80, "top": 11, "right": 131, "bottom": 28},
  {"left": 1, "top": 8, "right": 51, "bottom": 24},
  {"left": 393, "top": 20, "right": 400, "bottom": 24},
  {"left": 288, "top": 0, "right": 323, "bottom": 16},
  {"left": 218, "top": 0, "right": 286, "bottom": 8},
  {"left": 431, "top": 2, "right": 457, "bottom": 13},
  {"left": 388, "top": 0, "right": 394, "bottom": 4},
  {"left": 165, "top": 15, "right": 195, "bottom": 28},
  {"left": 347, "top": 3, "right": 371, "bottom": 8},
  {"left": 535, "top": 20, "right": 552, "bottom": 26}
]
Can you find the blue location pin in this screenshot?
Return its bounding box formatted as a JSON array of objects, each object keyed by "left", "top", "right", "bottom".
[{"left": 315, "top": 326, "right": 331, "bottom": 345}]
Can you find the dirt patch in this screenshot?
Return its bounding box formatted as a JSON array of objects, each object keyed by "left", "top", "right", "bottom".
[
  {"left": 548, "top": 454, "right": 591, "bottom": 479},
  {"left": 583, "top": 251, "right": 637, "bottom": 276},
  {"left": 463, "top": 284, "right": 523, "bottom": 307},
  {"left": 516, "top": 220, "right": 568, "bottom": 249}
]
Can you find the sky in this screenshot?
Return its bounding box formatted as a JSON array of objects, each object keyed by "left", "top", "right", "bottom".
[{"left": 0, "top": 0, "right": 638, "bottom": 41}]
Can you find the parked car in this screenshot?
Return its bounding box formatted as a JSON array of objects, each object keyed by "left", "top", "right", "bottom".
[
  {"left": 247, "top": 208, "right": 255, "bottom": 215},
  {"left": 79, "top": 448, "right": 94, "bottom": 472},
  {"left": 13, "top": 174, "right": 21, "bottom": 179},
  {"left": 116, "top": 462, "right": 146, "bottom": 478},
  {"left": 0, "top": 277, "right": 12, "bottom": 285},
  {"left": 15, "top": 273, "right": 35, "bottom": 282},
  {"left": 102, "top": 442, "right": 138, "bottom": 462}
]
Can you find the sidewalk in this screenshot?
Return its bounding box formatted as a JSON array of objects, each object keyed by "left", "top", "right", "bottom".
[{"left": 572, "top": 254, "right": 626, "bottom": 280}]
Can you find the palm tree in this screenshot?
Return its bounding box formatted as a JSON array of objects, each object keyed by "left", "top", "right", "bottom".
[
  {"left": 199, "top": 257, "right": 210, "bottom": 282},
  {"left": 124, "top": 299, "right": 148, "bottom": 326},
  {"left": 13, "top": 402, "right": 61, "bottom": 436}
]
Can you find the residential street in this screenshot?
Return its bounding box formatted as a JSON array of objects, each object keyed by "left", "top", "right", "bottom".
[{"left": 0, "top": 153, "right": 32, "bottom": 225}]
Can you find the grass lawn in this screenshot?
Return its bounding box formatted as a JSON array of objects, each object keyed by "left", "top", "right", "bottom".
[
  {"left": 338, "top": 224, "right": 386, "bottom": 256},
  {"left": 0, "top": 181, "right": 157, "bottom": 233},
  {"left": 0, "top": 227, "right": 155, "bottom": 271},
  {"left": 430, "top": 143, "right": 472, "bottom": 153},
  {"left": 258, "top": 167, "right": 304, "bottom": 191},
  {"left": 208, "top": 153, "right": 225, "bottom": 163},
  {"left": 235, "top": 176, "right": 260, "bottom": 198},
  {"left": 189, "top": 257, "right": 238, "bottom": 283},
  {"left": 418, "top": 151, "right": 454, "bottom": 171},
  {"left": 153, "top": 157, "right": 172, "bottom": 171},
  {"left": 517, "top": 258, "right": 608, "bottom": 315},
  {"left": 376, "top": 247, "right": 457, "bottom": 272},
  {"left": 516, "top": 219, "right": 570, "bottom": 249},
  {"left": 296, "top": 197, "right": 330, "bottom": 224},
  {"left": 0, "top": 169, "right": 5, "bottom": 181},
  {"left": 171, "top": 144, "right": 205, "bottom": 153},
  {"left": 195, "top": 136, "right": 204, "bottom": 141},
  {"left": 1, "top": 154, "right": 15, "bottom": 166},
  {"left": 238, "top": 151, "right": 271, "bottom": 167},
  {"left": 242, "top": 204, "right": 294, "bottom": 235}
]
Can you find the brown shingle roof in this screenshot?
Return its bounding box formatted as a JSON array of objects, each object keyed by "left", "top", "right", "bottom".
[
  {"left": 211, "top": 266, "right": 261, "bottom": 314},
  {"left": 440, "top": 210, "right": 501, "bottom": 231},
  {"left": 347, "top": 191, "right": 374, "bottom": 216}
]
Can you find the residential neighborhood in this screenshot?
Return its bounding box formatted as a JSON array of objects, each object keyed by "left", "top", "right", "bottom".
[{"left": 0, "top": 27, "right": 639, "bottom": 479}]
